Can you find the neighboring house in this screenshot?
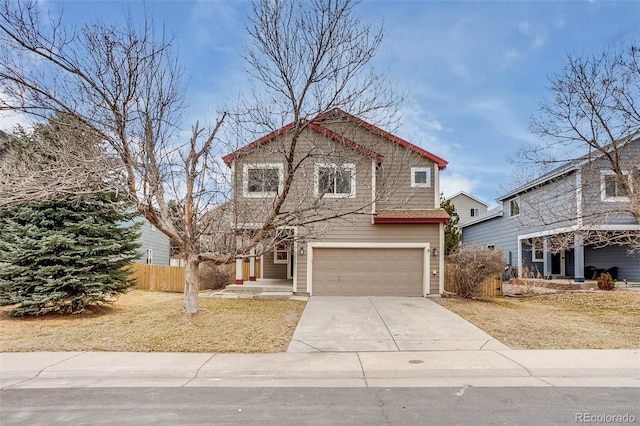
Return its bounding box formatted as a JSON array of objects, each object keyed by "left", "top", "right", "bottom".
[
  {"left": 446, "top": 192, "right": 489, "bottom": 226},
  {"left": 135, "top": 216, "right": 171, "bottom": 266},
  {"left": 461, "top": 137, "right": 640, "bottom": 282},
  {"left": 222, "top": 109, "right": 450, "bottom": 296}
]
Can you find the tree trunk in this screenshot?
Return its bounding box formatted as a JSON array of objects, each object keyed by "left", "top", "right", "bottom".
[{"left": 183, "top": 256, "right": 200, "bottom": 314}]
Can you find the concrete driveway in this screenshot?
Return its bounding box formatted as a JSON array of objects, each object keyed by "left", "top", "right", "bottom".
[{"left": 288, "top": 297, "right": 509, "bottom": 352}]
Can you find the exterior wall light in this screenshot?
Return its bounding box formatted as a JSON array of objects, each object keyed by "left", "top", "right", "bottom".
[{"left": 433, "top": 248, "right": 438, "bottom": 257}]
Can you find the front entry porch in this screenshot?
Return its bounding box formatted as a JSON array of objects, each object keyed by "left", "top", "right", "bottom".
[{"left": 221, "top": 278, "right": 295, "bottom": 299}]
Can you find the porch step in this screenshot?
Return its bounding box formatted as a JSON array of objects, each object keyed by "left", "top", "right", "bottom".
[
  {"left": 256, "top": 291, "right": 294, "bottom": 300},
  {"left": 224, "top": 284, "right": 293, "bottom": 294}
]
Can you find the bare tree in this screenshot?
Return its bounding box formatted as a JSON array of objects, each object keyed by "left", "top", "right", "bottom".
[
  {"left": 512, "top": 42, "right": 640, "bottom": 252},
  {"left": 226, "top": 0, "right": 406, "bottom": 251},
  {"left": 0, "top": 1, "right": 229, "bottom": 313},
  {"left": 0, "top": 0, "right": 403, "bottom": 313}
]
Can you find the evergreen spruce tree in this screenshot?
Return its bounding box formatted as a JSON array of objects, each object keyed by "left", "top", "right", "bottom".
[
  {"left": 440, "top": 195, "right": 462, "bottom": 255},
  {"left": 0, "top": 193, "right": 141, "bottom": 316}
]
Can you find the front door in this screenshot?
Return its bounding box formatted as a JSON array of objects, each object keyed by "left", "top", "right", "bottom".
[{"left": 551, "top": 251, "right": 565, "bottom": 276}]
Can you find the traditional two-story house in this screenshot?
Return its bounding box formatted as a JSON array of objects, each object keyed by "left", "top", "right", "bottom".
[
  {"left": 462, "top": 137, "right": 640, "bottom": 283},
  {"left": 445, "top": 192, "right": 489, "bottom": 227},
  {"left": 222, "top": 109, "right": 450, "bottom": 296}
]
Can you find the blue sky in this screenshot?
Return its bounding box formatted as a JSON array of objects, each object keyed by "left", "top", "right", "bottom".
[{"left": 6, "top": 1, "right": 640, "bottom": 206}]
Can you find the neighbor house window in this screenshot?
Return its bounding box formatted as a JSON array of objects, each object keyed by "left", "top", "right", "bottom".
[
  {"left": 274, "top": 242, "right": 289, "bottom": 264},
  {"left": 146, "top": 249, "right": 153, "bottom": 265},
  {"left": 509, "top": 198, "right": 520, "bottom": 217},
  {"left": 601, "top": 171, "right": 630, "bottom": 202},
  {"left": 470, "top": 208, "right": 479, "bottom": 217},
  {"left": 243, "top": 163, "right": 283, "bottom": 198},
  {"left": 531, "top": 238, "right": 543, "bottom": 262},
  {"left": 411, "top": 167, "right": 431, "bottom": 188},
  {"left": 315, "top": 163, "right": 356, "bottom": 198}
]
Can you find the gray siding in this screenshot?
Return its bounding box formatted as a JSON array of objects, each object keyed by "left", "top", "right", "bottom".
[
  {"left": 584, "top": 245, "right": 640, "bottom": 282},
  {"left": 461, "top": 211, "right": 519, "bottom": 268},
  {"left": 135, "top": 218, "right": 171, "bottom": 265},
  {"left": 462, "top": 138, "right": 640, "bottom": 281}
]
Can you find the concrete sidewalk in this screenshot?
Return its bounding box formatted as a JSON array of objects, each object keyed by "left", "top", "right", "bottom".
[{"left": 1, "top": 350, "right": 638, "bottom": 389}]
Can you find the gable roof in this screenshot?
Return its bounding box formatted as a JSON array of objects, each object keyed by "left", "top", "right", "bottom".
[
  {"left": 222, "top": 109, "right": 448, "bottom": 169},
  {"left": 446, "top": 191, "right": 489, "bottom": 207},
  {"left": 316, "top": 109, "right": 448, "bottom": 169},
  {"left": 460, "top": 206, "right": 503, "bottom": 228},
  {"left": 497, "top": 134, "right": 640, "bottom": 202}
]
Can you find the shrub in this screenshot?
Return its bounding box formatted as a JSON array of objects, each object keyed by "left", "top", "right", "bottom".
[
  {"left": 198, "top": 262, "right": 232, "bottom": 290},
  {"left": 446, "top": 245, "right": 505, "bottom": 298},
  {"left": 597, "top": 272, "right": 616, "bottom": 291}
]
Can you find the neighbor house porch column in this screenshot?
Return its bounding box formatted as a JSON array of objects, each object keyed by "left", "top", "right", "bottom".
[
  {"left": 249, "top": 247, "right": 256, "bottom": 281},
  {"left": 574, "top": 233, "right": 585, "bottom": 282},
  {"left": 543, "top": 236, "right": 552, "bottom": 280},
  {"left": 235, "top": 232, "right": 243, "bottom": 285}
]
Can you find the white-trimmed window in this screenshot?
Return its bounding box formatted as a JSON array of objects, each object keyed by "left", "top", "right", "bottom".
[
  {"left": 470, "top": 208, "right": 479, "bottom": 217},
  {"left": 509, "top": 198, "right": 520, "bottom": 217},
  {"left": 531, "top": 238, "right": 543, "bottom": 262},
  {"left": 601, "top": 171, "right": 630, "bottom": 202},
  {"left": 315, "top": 163, "right": 356, "bottom": 198},
  {"left": 243, "top": 163, "right": 283, "bottom": 198},
  {"left": 274, "top": 242, "right": 289, "bottom": 264},
  {"left": 411, "top": 167, "right": 431, "bottom": 188}
]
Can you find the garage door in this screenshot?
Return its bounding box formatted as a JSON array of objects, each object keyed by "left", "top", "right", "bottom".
[{"left": 311, "top": 247, "right": 425, "bottom": 296}]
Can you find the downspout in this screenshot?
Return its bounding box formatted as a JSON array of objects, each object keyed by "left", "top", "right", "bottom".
[{"left": 371, "top": 158, "right": 376, "bottom": 224}]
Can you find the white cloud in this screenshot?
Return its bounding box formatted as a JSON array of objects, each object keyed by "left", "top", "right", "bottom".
[
  {"left": 468, "top": 98, "right": 537, "bottom": 145},
  {"left": 439, "top": 171, "right": 479, "bottom": 199},
  {"left": 0, "top": 93, "right": 33, "bottom": 131},
  {"left": 518, "top": 21, "right": 531, "bottom": 35},
  {"left": 517, "top": 19, "right": 549, "bottom": 49}
]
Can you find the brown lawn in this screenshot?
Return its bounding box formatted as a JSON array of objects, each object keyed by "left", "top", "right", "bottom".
[
  {"left": 436, "top": 290, "right": 640, "bottom": 349},
  {"left": 0, "top": 290, "right": 306, "bottom": 353},
  {"left": 3, "top": 289, "right": 639, "bottom": 352}
]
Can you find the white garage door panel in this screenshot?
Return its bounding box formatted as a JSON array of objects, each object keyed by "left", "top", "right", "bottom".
[{"left": 312, "top": 247, "right": 424, "bottom": 296}]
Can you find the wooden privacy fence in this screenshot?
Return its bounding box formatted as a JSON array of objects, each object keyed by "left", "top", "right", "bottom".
[
  {"left": 444, "top": 263, "right": 503, "bottom": 297},
  {"left": 131, "top": 263, "right": 185, "bottom": 293},
  {"left": 131, "top": 260, "right": 262, "bottom": 293}
]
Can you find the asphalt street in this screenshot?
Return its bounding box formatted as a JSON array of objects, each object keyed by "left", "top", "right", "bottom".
[{"left": 2, "top": 387, "right": 639, "bottom": 426}]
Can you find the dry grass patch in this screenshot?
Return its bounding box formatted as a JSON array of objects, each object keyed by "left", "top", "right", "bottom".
[
  {"left": 0, "top": 290, "right": 306, "bottom": 353},
  {"left": 436, "top": 291, "right": 640, "bottom": 349}
]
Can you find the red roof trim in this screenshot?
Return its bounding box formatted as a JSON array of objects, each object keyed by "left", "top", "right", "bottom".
[
  {"left": 373, "top": 217, "right": 451, "bottom": 224},
  {"left": 221, "top": 122, "right": 296, "bottom": 165},
  {"left": 221, "top": 121, "right": 384, "bottom": 165},
  {"left": 315, "top": 109, "right": 448, "bottom": 170}
]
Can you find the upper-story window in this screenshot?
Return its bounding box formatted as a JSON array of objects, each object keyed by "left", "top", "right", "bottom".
[
  {"left": 411, "top": 167, "right": 431, "bottom": 188},
  {"left": 470, "top": 208, "right": 479, "bottom": 217},
  {"left": 601, "top": 171, "right": 630, "bottom": 202},
  {"left": 243, "top": 163, "right": 283, "bottom": 198},
  {"left": 509, "top": 198, "right": 520, "bottom": 217},
  {"left": 315, "top": 163, "right": 356, "bottom": 198}
]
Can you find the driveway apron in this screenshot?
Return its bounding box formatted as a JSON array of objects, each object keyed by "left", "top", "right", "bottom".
[{"left": 287, "top": 296, "right": 509, "bottom": 352}]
